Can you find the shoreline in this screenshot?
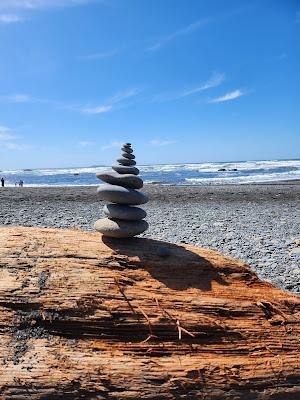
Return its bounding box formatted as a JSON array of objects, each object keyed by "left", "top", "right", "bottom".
[
  {"left": 1, "top": 178, "right": 300, "bottom": 189},
  {"left": 0, "top": 183, "right": 299, "bottom": 294}
]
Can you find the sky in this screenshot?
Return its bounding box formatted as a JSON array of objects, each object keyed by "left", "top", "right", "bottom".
[{"left": 0, "top": 0, "right": 299, "bottom": 169}]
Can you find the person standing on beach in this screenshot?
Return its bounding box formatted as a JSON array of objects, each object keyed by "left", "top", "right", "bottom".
[{"left": 1, "top": 177, "right": 4, "bottom": 187}]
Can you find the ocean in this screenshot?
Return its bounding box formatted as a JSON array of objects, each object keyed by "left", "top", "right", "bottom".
[{"left": 1, "top": 159, "right": 299, "bottom": 187}]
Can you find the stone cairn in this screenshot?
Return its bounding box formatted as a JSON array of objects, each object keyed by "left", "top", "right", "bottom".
[{"left": 94, "top": 143, "right": 149, "bottom": 238}]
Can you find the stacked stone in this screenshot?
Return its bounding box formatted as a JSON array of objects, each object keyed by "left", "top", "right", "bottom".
[{"left": 94, "top": 143, "right": 149, "bottom": 238}]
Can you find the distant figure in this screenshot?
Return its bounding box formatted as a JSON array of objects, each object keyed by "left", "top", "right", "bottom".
[
  {"left": 19, "top": 180, "right": 24, "bottom": 187},
  {"left": 1, "top": 177, "right": 4, "bottom": 187}
]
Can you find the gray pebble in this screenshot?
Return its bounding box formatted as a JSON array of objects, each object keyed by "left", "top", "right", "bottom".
[
  {"left": 116, "top": 158, "right": 136, "bottom": 166},
  {"left": 97, "top": 184, "right": 148, "bottom": 205},
  {"left": 104, "top": 204, "right": 146, "bottom": 220},
  {"left": 112, "top": 165, "right": 139, "bottom": 175},
  {"left": 96, "top": 171, "right": 143, "bottom": 189},
  {"left": 94, "top": 218, "right": 148, "bottom": 238}
]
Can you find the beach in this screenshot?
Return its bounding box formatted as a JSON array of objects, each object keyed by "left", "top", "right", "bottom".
[{"left": 0, "top": 182, "right": 299, "bottom": 294}]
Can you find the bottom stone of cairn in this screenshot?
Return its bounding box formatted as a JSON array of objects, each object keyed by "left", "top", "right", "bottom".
[{"left": 94, "top": 218, "right": 148, "bottom": 238}]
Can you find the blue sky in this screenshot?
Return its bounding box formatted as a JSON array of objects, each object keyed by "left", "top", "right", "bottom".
[{"left": 0, "top": 0, "right": 299, "bottom": 169}]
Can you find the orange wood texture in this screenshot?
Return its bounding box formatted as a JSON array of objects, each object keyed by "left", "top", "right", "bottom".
[{"left": 0, "top": 227, "right": 299, "bottom": 399}]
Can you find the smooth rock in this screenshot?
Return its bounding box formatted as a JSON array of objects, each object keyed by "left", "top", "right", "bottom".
[
  {"left": 117, "top": 158, "right": 136, "bottom": 166},
  {"left": 97, "top": 184, "right": 148, "bottom": 205},
  {"left": 124, "top": 143, "right": 131, "bottom": 147},
  {"left": 94, "top": 218, "right": 148, "bottom": 238},
  {"left": 122, "top": 152, "right": 135, "bottom": 160},
  {"left": 104, "top": 204, "right": 146, "bottom": 220},
  {"left": 122, "top": 147, "right": 133, "bottom": 153},
  {"left": 291, "top": 248, "right": 300, "bottom": 255},
  {"left": 112, "top": 165, "right": 139, "bottom": 175},
  {"left": 96, "top": 171, "right": 143, "bottom": 189}
]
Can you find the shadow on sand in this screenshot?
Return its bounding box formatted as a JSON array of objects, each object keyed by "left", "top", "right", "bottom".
[{"left": 102, "top": 236, "right": 229, "bottom": 292}]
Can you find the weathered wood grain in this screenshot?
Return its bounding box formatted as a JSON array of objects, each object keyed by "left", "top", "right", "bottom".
[{"left": 0, "top": 226, "right": 299, "bottom": 399}]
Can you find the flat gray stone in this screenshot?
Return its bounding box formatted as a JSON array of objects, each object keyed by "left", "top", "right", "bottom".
[
  {"left": 291, "top": 248, "right": 300, "bottom": 255},
  {"left": 94, "top": 218, "right": 148, "bottom": 238},
  {"left": 112, "top": 165, "right": 139, "bottom": 175},
  {"left": 117, "top": 158, "right": 136, "bottom": 166},
  {"left": 124, "top": 143, "right": 131, "bottom": 147},
  {"left": 96, "top": 171, "right": 143, "bottom": 189},
  {"left": 97, "top": 184, "right": 148, "bottom": 205},
  {"left": 122, "top": 153, "right": 135, "bottom": 160},
  {"left": 122, "top": 147, "right": 133, "bottom": 153},
  {"left": 104, "top": 204, "right": 146, "bottom": 220}
]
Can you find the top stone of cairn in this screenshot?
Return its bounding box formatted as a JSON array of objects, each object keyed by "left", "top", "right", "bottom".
[{"left": 94, "top": 143, "right": 149, "bottom": 238}]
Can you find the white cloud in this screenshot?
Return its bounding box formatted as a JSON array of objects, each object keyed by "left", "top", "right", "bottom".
[
  {"left": 78, "top": 140, "right": 95, "bottom": 146},
  {"left": 208, "top": 89, "right": 246, "bottom": 104},
  {"left": 82, "top": 105, "right": 113, "bottom": 114},
  {"left": 81, "top": 88, "right": 141, "bottom": 115},
  {"left": 101, "top": 141, "right": 123, "bottom": 151},
  {"left": 0, "top": 94, "right": 32, "bottom": 103},
  {"left": 0, "top": 0, "right": 95, "bottom": 10},
  {"left": 4, "top": 142, "right": 25, "bottom": 150},
  {"left": 0, "top": 14, "right": 22, "bottom": 23},
  {"left": 180, "top": 73, "right": 225, "bottom": 97},
  {"left": 149, "top": 139, "right": 176, "bottom": 146},
  {"left": 108, "top": 88, "right": 140, "bottom": 104},
  {"left": 0, "top": 126, "right": 16, "bottom": 140},
  {"left": 80, "top": 49, "right": 118, "bottom": 60},
  {"left": 11, "top": 94, "right": 31, "bottom": 102},
  {"left": 152, "top": 73, "right": 225, "bottom": 102},
  {"left": 0, "top": 126, "right": 28, "bottom": 150},
  {"left": 146, "top": 18, "right": 208, "bottom": 52}
]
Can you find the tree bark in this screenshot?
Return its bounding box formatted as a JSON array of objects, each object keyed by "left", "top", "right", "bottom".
[{"left": 0, "top": 226, "right": 299, "bottom": 399}]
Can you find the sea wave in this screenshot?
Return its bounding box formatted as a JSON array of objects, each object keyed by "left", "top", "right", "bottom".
[
  {"left": 1, "top": 159, "right": 299, "bottom": 186},
  {"left": 184, "top": 169, "right": 300, "bottom": 184}
]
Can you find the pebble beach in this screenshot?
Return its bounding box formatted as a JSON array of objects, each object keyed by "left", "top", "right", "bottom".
[{"left": 0, "top": 182, "right": 299, "bottom": 294}]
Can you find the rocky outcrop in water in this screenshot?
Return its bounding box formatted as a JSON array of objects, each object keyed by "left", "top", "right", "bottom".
[{"left": 94, "top": 143, "right": 149, "bottom": 238}]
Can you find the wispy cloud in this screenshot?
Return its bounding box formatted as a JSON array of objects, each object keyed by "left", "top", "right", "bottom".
[
  {"left": 79, "top": 49, "right": 118, "bottom": 60},
  {"left": 78, "top": 140, "right": 95, "bottom": 146},
  {"left": 180, "top": 73, "right": 225, "bottom": 97},
  {"left": 101, "top": 141, "right": 123, "bottom": 151},
  {"left": 0, "top": 0, "right": 96, "bottom": 10},
  {"left": 0, "top": 125, "right": 31, "bottom": 151},
  {"left": 276, "top": 53, "right": 287, "bottom": 61},
  {"left": 0, "top": 125, "right": 25, "bottom": 150},
  {"left": 4, "top": 142, "right": 25, "bottom": 150},
  {"left": 82, "top": 105, "right": 113, "bottom": 114},
  {"left": 0, "top": 14, "right": 22, "bottom": 23},
  {"left": 208, "top": 89, "right": 246, "bottom": 104},
  {"left": 81, "top": 88, "right": 141, "bottom": 115},
  {"left": 0, "top": 94, "right": 32, "bottom": 103},
  {"left": 146, "top": 18, "right": 209, "bottom": 52},
  {"left": 0, "top": 126, "right": 16, "bottom": 140},
  {"left": 149, "top": 139, "right": 176, "bottom": 146},
  {"left": 152, "top": 73, "right": 225, "bottom": 102}
]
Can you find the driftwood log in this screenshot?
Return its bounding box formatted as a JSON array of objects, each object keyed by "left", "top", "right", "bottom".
[{"left": 0, "top": 226, "right": 299, "bottom": 400}]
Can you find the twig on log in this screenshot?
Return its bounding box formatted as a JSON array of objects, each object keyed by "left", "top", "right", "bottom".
[
  {"left": 114, "top": 277, "right": 138, "bottom": 318},
  {"left": 155, "top": 297, "right": 195, "bottom": 340},
  {"left": 137, "top": 305, "right": 158, "bottom": 343}
]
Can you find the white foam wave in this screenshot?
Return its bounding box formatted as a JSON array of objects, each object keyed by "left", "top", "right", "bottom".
[
  {"left": 185, "top": 170, "right": 300, "bottom": 184},
  {"left": 1, "top": 160, "right": 300, "bottom": 176},
  {"left": 1, "top": 166, "right": 108, "bottom": 176}
]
